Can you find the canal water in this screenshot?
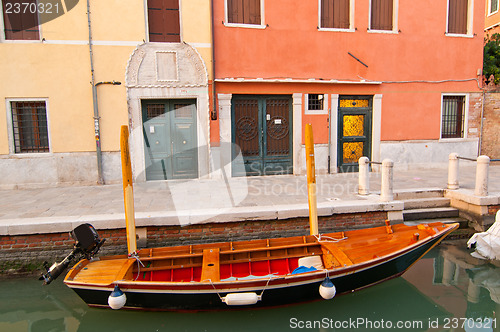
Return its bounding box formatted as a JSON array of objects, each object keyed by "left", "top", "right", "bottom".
[{"left": 1, "top": 240, "right": 498, "bottom": 332}]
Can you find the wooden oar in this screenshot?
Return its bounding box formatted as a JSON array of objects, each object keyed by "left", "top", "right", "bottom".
[
  {"left": 305, "top": 124, "right": 318, "bottom": 236},
  {"left": 120, "top": 125, "right": 137, "bottom": 255}
]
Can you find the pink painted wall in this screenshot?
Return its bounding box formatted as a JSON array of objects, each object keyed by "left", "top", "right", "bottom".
[{"left": 212, "top": 0, "right": 484, "bottom": 142}]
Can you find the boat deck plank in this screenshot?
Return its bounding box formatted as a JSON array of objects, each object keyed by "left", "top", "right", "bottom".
[{"left": 72, "top": 258, "right": 131, "bottom": 285}]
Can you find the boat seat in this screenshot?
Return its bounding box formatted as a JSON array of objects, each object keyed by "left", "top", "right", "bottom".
[
  {"left": 201, "top": 248, "right": 220, "bottom": 282},
  {"left": 320, "top": 242, "right": 353, "bottom": 268}
]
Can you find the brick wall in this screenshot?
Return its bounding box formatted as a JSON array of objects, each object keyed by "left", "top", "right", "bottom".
[
  {"left": 468, "top": 92, "right": 483, "bottom": 139},
  {"left": 0, "top": 212, "right": 387, "bottom": 263},
  {"left": 481, "top": 92, "right": 500, "bottom": 159},
  {"left": 488, "top": 205, "right": 500, "bottom": 216}
]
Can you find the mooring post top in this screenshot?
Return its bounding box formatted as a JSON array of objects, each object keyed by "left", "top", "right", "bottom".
[
  {"left": 449, "top": 152, "right": 459, "bottom": 159},
  {"left": 359, "top": 156, "right": 369, "bottom": 164},
  {"left": 477, "top": 155, "right": 490, "bottom": 164},
  {"left": 382, "top": 159, "right": 393, "bottom": 166}
]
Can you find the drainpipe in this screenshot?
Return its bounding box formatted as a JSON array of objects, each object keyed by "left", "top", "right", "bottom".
[
  {"left": 210, "top": 0, "right": 217, "bottom": 120},
  {"left": 327, "top": 107, "right": 331, "bottom": 173},
  {"left": 87, "top": 0, "right": 104, "bottom": 184},
  {"left": 478, "top": 88, "right": 485, "bottom": 156}
]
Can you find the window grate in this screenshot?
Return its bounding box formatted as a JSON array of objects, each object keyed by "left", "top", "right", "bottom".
[
  {"left": 441, "top": 96, "right": 465, "bottom": 139},
  {"left": 146, "top": 104, "right": 165, "bottom": 119},
  {"left": 308, "top": 94, "right": 324, "bottom": 111},
  {"left": 11, "top": 101, "right": 49, "bottom": 153}
]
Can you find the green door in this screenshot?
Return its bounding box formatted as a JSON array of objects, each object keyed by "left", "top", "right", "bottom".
[
  {"left": 232, "top": 95, "right": 293, "bottom": 176},
  {"left": 142, "top": 100, "right": 198, "bottom": 180},
  {"left": 338, "top": 96, "right": 372, "bottom": 173}
]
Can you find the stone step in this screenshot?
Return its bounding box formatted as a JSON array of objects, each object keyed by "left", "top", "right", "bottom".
[
  {"left": 403, "top": 197, "right": 451, "bottom": 210},
  {"left": 403, "top": 207, "right": 459, "bottom": 221},
  {"left": 403, "top": 217, "right": 469, "bottom": 229},
  {"left": 394, "top": 188, "right": 445, "bottom": 201}
]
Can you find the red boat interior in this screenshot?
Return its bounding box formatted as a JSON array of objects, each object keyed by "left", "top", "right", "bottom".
[{"left": 132, "top": 257, "right": 300, "bottom": 282}]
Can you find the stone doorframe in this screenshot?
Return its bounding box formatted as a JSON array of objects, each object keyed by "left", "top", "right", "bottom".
[{"left": 125, "top": 43, "right": 210, "bottom": 182}]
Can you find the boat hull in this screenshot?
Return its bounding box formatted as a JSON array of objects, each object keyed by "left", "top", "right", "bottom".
[{"left": 67, "top": 231, "right": 445, "bottom": 311}]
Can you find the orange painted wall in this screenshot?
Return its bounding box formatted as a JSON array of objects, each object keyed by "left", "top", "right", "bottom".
[{"left": 212, "top": 0, "right": 484, "bottom": 142}]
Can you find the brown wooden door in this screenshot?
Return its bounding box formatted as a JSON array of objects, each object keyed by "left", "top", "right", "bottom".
[{"left": 232, "top": 96, "right": 292, "bottom": 176}]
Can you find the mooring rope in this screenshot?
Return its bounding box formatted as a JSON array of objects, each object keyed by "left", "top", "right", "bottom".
[
  {"left": 129, "top": 252, "right": 145, "bottom": 281},
  {"left": 314, "top": 234, "right": 348, "bottom": 243}
]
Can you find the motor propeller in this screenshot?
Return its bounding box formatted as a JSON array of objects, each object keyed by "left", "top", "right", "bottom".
[{"left": 39, "top": 224, "right": 105, "bottom": 285}]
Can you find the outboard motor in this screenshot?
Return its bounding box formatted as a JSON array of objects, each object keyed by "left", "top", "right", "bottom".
[{"left": 39, "top": 224, "right": 105, "bottom": 285}]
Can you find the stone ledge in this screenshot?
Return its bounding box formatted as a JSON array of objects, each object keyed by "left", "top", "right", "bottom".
[
  {"left": 0, "top": 200, "right": 403, "bottom": 236},
  {"left": 445, "top": 189, "right": 500, "bottom": 206}
]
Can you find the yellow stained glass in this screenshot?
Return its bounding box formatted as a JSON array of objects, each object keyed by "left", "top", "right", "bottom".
[
  {"left": 343, "top": 115, "right": 364, "bottom": 137},
  {"left": 339, "top": 99, "right": 369, "bottom": 108},
  {"left": 343, "top": 142, "right": 364, "bottom": 164}
]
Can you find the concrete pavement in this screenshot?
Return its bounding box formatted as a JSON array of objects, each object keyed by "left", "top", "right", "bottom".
[{"left": 1, "top": 165, "right": 499, "bottom": 236}]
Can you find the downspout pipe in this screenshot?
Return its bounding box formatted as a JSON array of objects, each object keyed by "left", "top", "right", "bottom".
[
  {"left": 210, "top": 0, "right": 217, "bottom": 120},
  {"left": 87, "top": 0, "right": 104, "bottom": 184}
]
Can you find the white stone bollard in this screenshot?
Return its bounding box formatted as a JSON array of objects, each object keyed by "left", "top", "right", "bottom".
[
  {"left": 447, "top": 153, "right": 459, "bottom": 190},
  {"left": 380, "top": 159, "right": 394, "bottom": 202},
  {"left": 358, "top": 157, "right": 370, "bottom": 195},
  {"left": 474, "top": 155, "right": 490, "bottom": 196}
]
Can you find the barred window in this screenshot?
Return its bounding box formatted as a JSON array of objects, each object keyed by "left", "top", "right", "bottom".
[
  {"left": 11, "top": 101, "right": 49, "bottom": 153},
  {"left": 227, "top": 0, "right": 261, "bottom": 25},
  {"left": 308, "top": 94, "right": 324, "bottom": 111},
  {"left": 441, "top": 96, "right": 465, "bottom": 139}
]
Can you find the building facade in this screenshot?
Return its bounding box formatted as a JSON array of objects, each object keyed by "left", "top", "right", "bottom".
[
  {"left": 0, "top": 0, "right": 486, "bottom": 187},
  {"left": 0, "top": 0, "right": 212, "bottom": 187},
  {"left": 211, "top": 0, "right": 485, "bottom": 177},
  {"left": 485, "top": 0, "right": 500, "bottom": 36}
]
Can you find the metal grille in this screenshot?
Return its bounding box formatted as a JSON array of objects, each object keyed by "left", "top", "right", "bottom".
[
  {"left": 146, "top": 104, "right": 165, "bottom": 119},
  {"left": 343, "top": 115, "right": 364, "bottom": 137},
  {"left": 307, "top": 94, "right": 324, "bottom": 111},
  {"left": 339, "top": 99, "right": 369, "bottom": 108},
  {"left": 266, "top": 99, "right": 290, "bottom": 156},
  {"left": 11, "top": 101, "right": 49, "bottom": 153},
  {"left": 442, "top": 96, "right": 465, "bottom": 138},
  {"left": 371, "top": 0, "right": 393, "bottom": 30},
  {"left": 343, "top": 142, "right": 363, "bottom": 163}
]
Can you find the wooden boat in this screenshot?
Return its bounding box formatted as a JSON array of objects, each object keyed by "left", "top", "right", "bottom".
[
  {"left": 61, "top": 221, "right": 457, "bottom": 310},
  {"left": 40, "top": 125, "right": 458, "bottom": 310}
]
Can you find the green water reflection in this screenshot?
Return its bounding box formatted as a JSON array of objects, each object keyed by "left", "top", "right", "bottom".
[{"left": 1, "top": 240, "right": 498, "bottom": 332}]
